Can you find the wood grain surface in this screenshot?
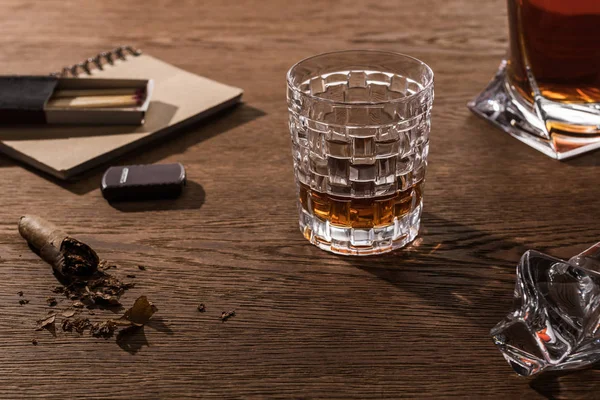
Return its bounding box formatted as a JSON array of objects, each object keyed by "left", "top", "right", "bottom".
[{"left": 1, "top": 0, "right": 599, "bottom": 398}]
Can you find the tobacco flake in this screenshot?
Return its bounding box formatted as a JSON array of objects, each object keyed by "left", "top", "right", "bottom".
[
  {"left": 220, "top": 310, "right": 235, "bottom": 322},
  {"left": 65, "top": 318, "right": 92, "bottom": 334},
  {"left": 90, "top": 320, "right": 118, "bottom": 338},
  {"left": 35, "top": 314, "right": 56, "bottom": 331},
  {"left": 118, "top": 296, "right": 158, "bottom": 327},
  {"left": 99, "top": 260, "right": 117, "bottom": 271}
]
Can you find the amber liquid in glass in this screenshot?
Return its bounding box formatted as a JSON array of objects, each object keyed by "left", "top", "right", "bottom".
[
  {"left": 507, "top": 0, "right": 600, "bottom": 104},
  {"left": 298, "top": 181, "right": 423, "bottom": 230}
]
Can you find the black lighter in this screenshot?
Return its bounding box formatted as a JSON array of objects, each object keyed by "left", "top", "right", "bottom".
[{"left": 101, "top": 163, "right": 186, "bottom": 202}]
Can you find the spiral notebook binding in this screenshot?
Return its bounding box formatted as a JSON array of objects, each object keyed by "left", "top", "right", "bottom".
[{"left": 51, "top": 45, "right": 142, "bottom": 78}]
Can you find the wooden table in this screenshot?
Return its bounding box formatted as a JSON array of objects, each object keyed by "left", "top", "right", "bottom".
[{"left": 1, "top": 0, "right": 599, "bottom": 398}]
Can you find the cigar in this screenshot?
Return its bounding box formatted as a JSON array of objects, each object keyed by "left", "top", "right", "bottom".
[
  {"left": 46, "top": 95, "right": 143, "bottom": 109},
  {"left": 18, "top": 215, "right": 99, "bottom": 277}
]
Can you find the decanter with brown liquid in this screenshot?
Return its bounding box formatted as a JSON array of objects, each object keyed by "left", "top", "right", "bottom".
[
  {"left": 507, "top": 0, "right": 600, "bottom": 104},
  {"left": 469, "top": 0, "right": 600, "bottom": 159}
]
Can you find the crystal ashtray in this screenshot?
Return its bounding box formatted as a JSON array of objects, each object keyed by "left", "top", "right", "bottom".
[{"left": 492, "top": 242, "right": 600, "bottom": 376}]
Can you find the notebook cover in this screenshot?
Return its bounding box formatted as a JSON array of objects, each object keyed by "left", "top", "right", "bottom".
[{"left": 0, "top": 53, "right": 243, "bottom": 179}]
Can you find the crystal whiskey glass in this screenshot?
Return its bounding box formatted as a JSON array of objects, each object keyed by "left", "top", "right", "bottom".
[{"left": 287, "top": 50, "right": 434, "bottom": 255}]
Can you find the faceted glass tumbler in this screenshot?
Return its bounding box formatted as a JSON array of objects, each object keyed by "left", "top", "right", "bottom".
[{"left": 286, "top": 50, "right": 434, "bottom": 256}]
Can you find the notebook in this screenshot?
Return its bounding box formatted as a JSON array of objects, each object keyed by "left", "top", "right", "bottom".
[{"left": 0, "top": 46, "right": 243, "bottom": 179}]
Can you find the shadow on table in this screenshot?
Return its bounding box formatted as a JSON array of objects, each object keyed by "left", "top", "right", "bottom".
[
  {"left": 529, "top": 371, "right": 565, "bottom": 400},
  {"left": 116, "top": 326, "right": 149, "bottom": 354},
  {"left": 116, "top": 316, "right": 174, "bottom": 355},
  {"left": 108, "top": 180, "right": 205, "bottom": 213},
  {"left": 341, "top": 211, "right": 529, "bottom": 330},
  {"left": 563, "top": 151, "right": 600, "bottom": 168},
  {"left": 0, "top": 103, "right": 266, "bottom": 195},
  {"left": 528, "top": 366, "right": 600, "bottom": 400}
]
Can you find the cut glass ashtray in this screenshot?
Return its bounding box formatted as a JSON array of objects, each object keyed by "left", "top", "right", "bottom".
[{"left": 492, "top": 242, "right": 600, "bottom": 376}]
